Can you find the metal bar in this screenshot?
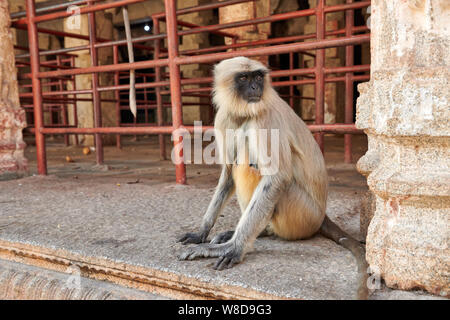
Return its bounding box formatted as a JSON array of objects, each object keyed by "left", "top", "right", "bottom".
[
  {"left": 177, "top": 25, "right": 368, "bottom": 56},
  {"left": 144, "top": 75, "right": 149, "bottom": 124},
  {"left": 176, "top": 8, "right": 316, "bottom": 38},
  {"left": 26, "top": 0, "right": 47, "bottom": 175},
  {"left": 289, "top": 52, "right": 294, "bottom": 108},
  {"left": 14, "top": 0, "right": 146, "bottom": 25},
  {"left": 31, "top": 124, "right": 363, "bottom": 135},
  {"left": 324, "top": 1, "right": 370, "bottom": 13},
  {"left": 71, "top": 56, "right": 79, "bottom": 146},
  {"left": 34, "top": 35, "right": 369, "bottom": 79},
  {"left": 165, "top": 0, "right": 186, "bottom": 184},
  {"left": 176, "top": 19, "right": 237, "bottom": 39},
  {"left": 37, "top": 58, "right": 170, "bottom": 78},
  {"left": 114, "top": 45, "right": 122, "bottom": 149},
  {"left": 88, "top": 1, "right": 104, "bottom": 165},
  {"left": 344, "top": 0, "right": 354, "bottom": 163},
  {"left": 15, "top": 44, "right": 90, "bottom": 59},
  {"left": 152, "top": 0, "right": 255, "bottom": 19},
  {"left": 315, "top": 0, "right": 325, "bottom": 153},
  {"left": 153, "top": 17, "right": 166, "bottom": 160},
  {"left": 11, "top": 0, "right": 89, "bottom": 19},
  {"left": 174, "top": 34, "right": 369, "bottom": 65},
  {"left": 15, "top": 0, "right": 371, "bottom": 184},
  {"left": 57, "top": 56, "right": 70, "bottom": 146}
]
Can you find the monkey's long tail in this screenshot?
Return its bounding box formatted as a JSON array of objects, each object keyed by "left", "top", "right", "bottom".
[{"left": 319, "top": 215, "right": 369, "bottom": 300}]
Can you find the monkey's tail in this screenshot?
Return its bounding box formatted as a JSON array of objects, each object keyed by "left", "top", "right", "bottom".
[{"left": 319, "top": 215, "right": 369, "bottom": 300}]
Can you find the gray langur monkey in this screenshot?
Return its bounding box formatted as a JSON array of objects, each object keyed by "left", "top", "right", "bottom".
[{"left": 177, "top": 57, "right": 369, "bottom": 299}]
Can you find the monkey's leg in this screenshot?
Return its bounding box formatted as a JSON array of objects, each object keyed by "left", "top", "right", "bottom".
[
  {"left": 210, "top": 230, "right": 234, "bottom": 244},
  {"left": 178, "top": 165, "right": 234, "bottom": 244},
  {"left": 179, "top": 176, "right": 284, "bottom": 270},
  {"left": 211, "top": 226, "right": 274, "bottom": 244}
]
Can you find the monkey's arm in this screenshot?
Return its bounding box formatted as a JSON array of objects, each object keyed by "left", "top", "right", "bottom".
[
  {"left": 178, "top": 165, "right": 235, "bottom": 244},
  {"left": 179, "top": 175, "right": 285, "bottom": 270}
]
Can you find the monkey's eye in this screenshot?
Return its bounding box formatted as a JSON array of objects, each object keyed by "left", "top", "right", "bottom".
[
  {"left": 255, "top": 74, "right": 263, "bottom": 81},
  {"left": 239, "top": 75, "right": 248, "bottom": 81}
]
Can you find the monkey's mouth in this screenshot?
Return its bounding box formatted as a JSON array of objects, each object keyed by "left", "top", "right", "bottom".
[{"left": 247, "top": 96, "right": 262, "bottom": 103}]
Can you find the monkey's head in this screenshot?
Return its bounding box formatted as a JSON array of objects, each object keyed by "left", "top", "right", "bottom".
[{"left": 213, "top": 57, "right": 272, "bottom": 118}]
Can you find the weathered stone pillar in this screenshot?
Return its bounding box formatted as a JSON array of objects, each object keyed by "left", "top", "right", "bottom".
[
  {"left": 0, "top": 1, "right": 27, "bottom": 180},
  {"left": 356, "top": 0, "right": 449, "bottom": 296}
]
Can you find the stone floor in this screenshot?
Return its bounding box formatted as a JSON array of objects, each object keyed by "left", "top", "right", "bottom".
[{"left": 0, "top": 135, "right": 443, "bottom": 299}]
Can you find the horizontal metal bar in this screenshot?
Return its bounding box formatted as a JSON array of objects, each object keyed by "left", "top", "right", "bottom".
[
  {"left": 176, "top": 8, "right": 316, "bottom": 38},
  {"left": 37, "top": 58, "right": 170, "bottom": 79},
  {"left": 14, "top": 0, "right": 146, "bottom": 25},
  {"left": 10, "top": 0, "right": 89, "bottom": 19},
  {"left": 152, "top": 0, "right": 255, "bottom": 19},
  {"left": 175, "top": 34, "right": 370, "bottom": 65},
  {"left": 30, "top": 124, "right": 363, "bottom": 135},
  {"left": 324, "top": 1, "right": 371, "bottom": 13}
]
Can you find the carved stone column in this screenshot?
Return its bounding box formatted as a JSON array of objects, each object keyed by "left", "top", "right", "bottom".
[
  {"left": 0, "top": 1, "right": 27, "bottom": 180},
  {"left": 356, "top": 0, "right": 449, "bottom": 296}
]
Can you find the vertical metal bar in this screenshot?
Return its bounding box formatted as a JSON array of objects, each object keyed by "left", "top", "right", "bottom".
[
  {"left": 344, "top": 0, "right": 354, "bottom": 163},
  {"left": 164, "top": 0, "right": 186, "bottom": 184},
  {"left": 71, "top": 56, "right": 79, "bottom": 146},
  {"left": 88, "top": 0, "right": 104, "bottom": 164},
  {"left": 143, "top": 76, "right": 147, "bottom": 123},
  {"left": 26, "top": 0, "right": 47, "bottom": 175},
  {"left": 315, "top": 0, "right": 325, "bottom": 153},
  {"left": 57, "top": 56, "right": 70, "bottom": 146},
  {"left": 289, "top": 52, "right": 294, "bottom": 108},
  {"left": 153, "top": 16, "right": 167, "bottom": 160},
  {"left": 113, "top": 45, "right": 122, "bottom": 148},
  {"left": 231, "top": 36, "right": 237, "bottom": 51}
]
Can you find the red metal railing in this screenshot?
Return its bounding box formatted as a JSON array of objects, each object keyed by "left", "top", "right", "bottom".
[{"left": 12, "top": 0, "right": 370, "bottom": 183}]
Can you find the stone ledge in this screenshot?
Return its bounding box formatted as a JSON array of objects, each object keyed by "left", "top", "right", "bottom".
[
  {"left": 0, "top": 175, "right": 364, "bottom": 300},
  {"left": 0, "top": 239, "right": 282, "bottom": 300},
  {"left": 0, "top": 257, "right": 165, "bottom": 300}
]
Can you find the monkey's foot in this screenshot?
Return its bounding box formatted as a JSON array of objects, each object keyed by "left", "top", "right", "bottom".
[
  {"left": 177, "top": 231, "right": 207, "bottom": 245},
  {"left": 178, "top": 242, "right": 243, "bottom": 270},
  {"left": 210, "top": 230, "right": 234, "bottom": 244}
]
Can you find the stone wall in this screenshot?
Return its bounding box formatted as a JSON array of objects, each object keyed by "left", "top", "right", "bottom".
[
  {"left": 0, "top": 1, "right": 27, "bottom": 180},
  {"left": 356, "top": 0, "right": 449, "bottom": 296}
]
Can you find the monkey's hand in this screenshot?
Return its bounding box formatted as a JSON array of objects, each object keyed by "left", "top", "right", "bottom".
[
  {"left": 177, "top": 231, "right": 208, "bottom": 245},
  {"left": 178, "top": 242, "right": 243, "bottom": 270}
]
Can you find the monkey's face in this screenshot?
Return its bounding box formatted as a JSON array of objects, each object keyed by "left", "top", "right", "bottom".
[{"left": 233, "top": 70, "right": 267, "bottom": 103}]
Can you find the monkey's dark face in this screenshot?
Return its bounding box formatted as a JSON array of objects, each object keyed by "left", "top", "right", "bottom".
[{"left": 233, "top": 70, "right": 266, "bottom": 103}]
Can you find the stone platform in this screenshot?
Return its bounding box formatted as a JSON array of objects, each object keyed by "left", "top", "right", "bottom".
[{"left": 0, "top": 169, "right": 442, "bottom": 300}]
